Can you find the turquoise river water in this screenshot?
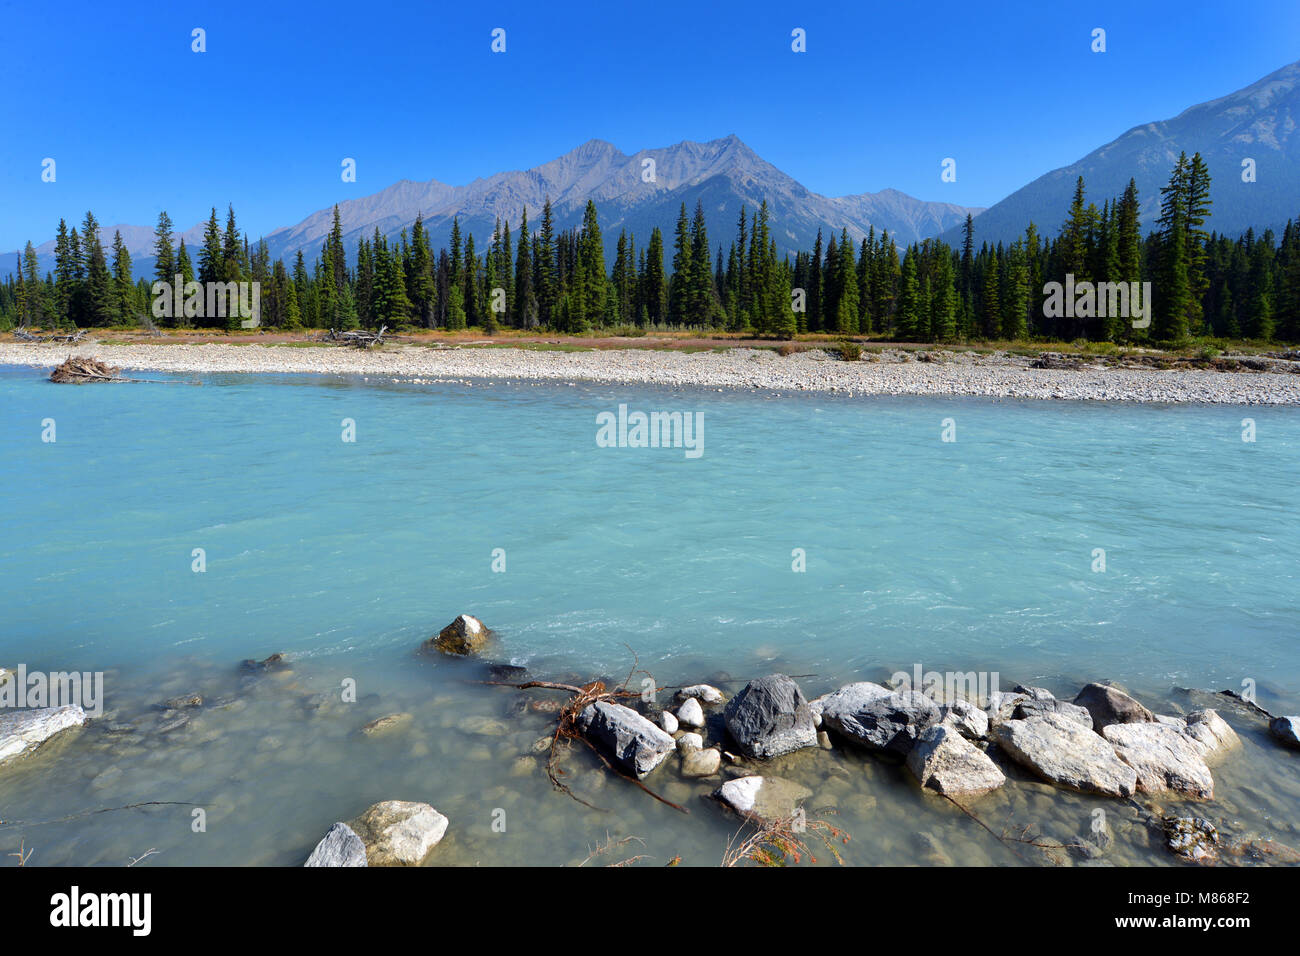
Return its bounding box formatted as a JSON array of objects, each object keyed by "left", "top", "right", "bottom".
[{"left": 0, "top": 365, "right": 1297, "bottom": 866}]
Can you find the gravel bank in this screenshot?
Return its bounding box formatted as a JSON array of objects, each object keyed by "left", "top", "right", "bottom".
[{"left": 3, "top": 341, "right": 1300, "bottom": 404}]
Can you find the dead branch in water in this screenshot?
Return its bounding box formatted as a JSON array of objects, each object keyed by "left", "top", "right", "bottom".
[
  {"left": 482, "top": 649, "right": 689, "bottom": 815},
  {"left": 0, "top": 800, "right": 201, "bottom": 829},
  {"left": 49, "top": 355, "right": 198, "bottom": 385},
  {"left": 938, "top": 793, "right": 1083, "bottom": 864}
]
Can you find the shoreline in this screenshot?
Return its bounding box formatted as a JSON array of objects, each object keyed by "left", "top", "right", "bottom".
[{"left": 4, "top": 340, "right": 1300, "bottom": 404}]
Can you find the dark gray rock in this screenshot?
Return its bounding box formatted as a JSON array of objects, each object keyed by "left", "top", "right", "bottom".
[
  {"left": 818, "top": 682, "right": 941, "bottom": 755},
  {"left": 723, "top": 675, "right": 818, "bottom": 759},
  {"left": 576, "top": 700, "right": 675, "bottom": 778},
  {"left": 1270, "top": 716, "right": 1300, "bottom": 748}
]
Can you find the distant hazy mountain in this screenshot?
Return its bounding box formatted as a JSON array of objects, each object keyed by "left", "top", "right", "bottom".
[
  {"left": 943, "top": 60, "right": 1300, "bottom": 248},
  {"left": 5, "top": 136, "right": 978, "bottom": 281},
  {"left": 257, "top": 135, "right": 977, "bottom": 272}
]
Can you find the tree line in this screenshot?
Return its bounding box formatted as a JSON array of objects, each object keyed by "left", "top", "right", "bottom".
[{"left": 3, "top": 152, "right": 1298, "bottom": 344}]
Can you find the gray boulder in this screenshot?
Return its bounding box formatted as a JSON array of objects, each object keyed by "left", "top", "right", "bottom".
[
  {"left": 818, "top": 682, "right": 941, "bottom": 755},
  {"left": 1178, "top": 710, "right": 1241, "bottom": 763},
  {"left": 347, "top": 800, "right": 449, "bottom": 866},
  {"left": 1101, "top": 722, "right": 1214, "bottom": 799},
  {"left": 1012, "top": 690, "right": 1093, "bottom": 729},
  {"left": 942, "top": 699, "right": 990, "bottom": 740},
  {"left": 723, "top": 675, "right": 818, "bottom": 759},
  {"left": 304, "top": 822, "right": 368, "bottom": 867},
  {"left": 1073, "top": 682, "right": 1156, "bottom": 728},
  {"left": 994, "top": 711, "right": 1137, "bottom": 797},
  {"left": 906, "top": 724, "right": 1006, "bottom": 796},
  {"left": 0, "top": 705, "right": 88, "bottom": 767},
  {"left": 576, "top": 700, "right": 676, "bottom": 778}
]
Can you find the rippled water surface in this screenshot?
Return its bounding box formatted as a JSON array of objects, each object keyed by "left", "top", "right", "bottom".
[{"left": 1, "top": 366, "right": 1297, "bottom": 866}]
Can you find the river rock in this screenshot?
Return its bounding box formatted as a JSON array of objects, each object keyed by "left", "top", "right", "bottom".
[
  {"left": 159, "top": 694, "right": 203, "bottom": 710},
  {"left": 680, "top": 747, "right": 722, "bottom": 777},
  {"left": 239, "top": 652, "right": 289, "bottom": 673},
  {"left": 676, "top": 684, "right": 726, "bottom": 705},
  {"left": 1164, "top": 816, "right": 1218, "bottom": 863},
  {"left": 1013, "top": 690, "right": 1093, "bottom": 729},
  {"left": 1101, "top": 722, "right": 1214, "bottom": 798},
  {"left": 1269, "top": 716, "right": 1300, "bottom": 748},
  {"left": 676, "top": 732, "right": 704, "bottom": 752},
  {"left": 985, "top": 690, "right": 1029, "bottom": 725},
  {"left": 347, "top": 800, "right": 448, "bottom": 866},
  {"left": 994, "top": 711, "right": 1137, "bottom": 797},
  {"left": 660, "top": 710, "right": 679, "bottom": 734},
  {"left": 943, "top": 699, "right": 990, "bottom": 739},
  {"left": 818, "top": 682, "right": 941, "bottom": 755},
  {"left": 676, "top": 697, "right": 705, "bottom": 729},
  {"left": 0, "top": 705, "right": 88, "bottom": 766},
  {"left": 1074, "top": 682, "right": 1156, "bottom": 728},
  {"left": 1178, "top": 710, "right": 1241, "bottom": 762},
  {"left": 723, "top": 675, "right": 818, "bottom": 759},
  {"left": 361, "top": 713, "right": 411, "bottom": 736},
  {"left": 486, "top": 663, "right": 528, "bottom": 683},
  {"left": 712, "top": 775, "right": 811, "bottom": 823},
  {"left": 428, "top": 614, "right": 491, "bottom": 656},
  {"left": 304, "top": 822, "right": 368, "bottom": 867},
  {"left": 576, "top": 701, "right": 675, "bottom": 778},
  {"left": 906, "top": 724, "right": 1006, "bottom": 796}
]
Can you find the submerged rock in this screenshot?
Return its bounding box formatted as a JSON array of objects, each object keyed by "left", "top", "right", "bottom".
[
  {"left": 158, "top": 694, "right": 203, "bottom": 710},
  {"left": 576, "top": 700, "right": 675, "bottom": 778},
  {"left": 427, "top": 614, "right": 492, "bottom": 656},
  {"left": 680, "top": 747, "right": 722, "bottom": 777},
  {"left": 1164, "top": 816, "right": 1218, "bottom": 864},
  {"left": 486, "top": 663, "right": 528, "bottom": 683},
  {"left": 818, "top": 682, "right": 941, "bottom": 755},
  {"left": 994, "top": 711, "right": 1137, "bottom": 797},
  {"left": 1073, "top": 682, "right": 1156, "bottom": 729},
  {"left": 712, "top": 775, "right": 811, "bottom": 823},
  {"left": 361, "top": 713, "right": 412, "bottom": 736},
  {"left": 304, "top": 822, "right": 368, "bottom": 867},
  {"left": 346, "top": 800, "right": 449, "bottom": 866},
  {"left": 723, "top": 675, "right": 818, "bottom": 759},
  {"left": 0, "top": 705, "right": 88, "bottom": 767},
  {"left": 1101, "top": 722, "right": 1214, "bottom": 799},
  {"left": 239, "top": 653, "right": 289, "bottom": 674},
  {"left": 1269, "top": 716, "right": 1300, "bottom": 748},
  {"left": 906, "top": 724, "right": 1006, "bottom": 796}
]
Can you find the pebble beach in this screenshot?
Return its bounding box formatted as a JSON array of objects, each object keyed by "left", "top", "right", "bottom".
[{"left": 4, "top": 340, "right": 1300, "bottom": 404}]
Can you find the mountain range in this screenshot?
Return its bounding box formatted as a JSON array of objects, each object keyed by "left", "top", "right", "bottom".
[
  {"left": 5, "top": 136, "right": 978, "bottom": 282},
  {"left": 940, "top": 59, "right": 1300, "bottom": 247},
  {"left": 7, "top": 59, "right": 1300, "bottom": 283}
]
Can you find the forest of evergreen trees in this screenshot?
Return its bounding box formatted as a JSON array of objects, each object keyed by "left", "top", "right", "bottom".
[{"left": 3, "top": 151, "right": 1298, "bottom": 345}]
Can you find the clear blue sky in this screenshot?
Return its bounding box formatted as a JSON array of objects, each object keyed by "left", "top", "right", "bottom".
[{"left": 1, "top": 0, "right": 1297, "bottom": 251}]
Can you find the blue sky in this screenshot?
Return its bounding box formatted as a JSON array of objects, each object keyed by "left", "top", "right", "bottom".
[{"left": 1, "top": 0, "right": 1297, "bottom": 251}]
